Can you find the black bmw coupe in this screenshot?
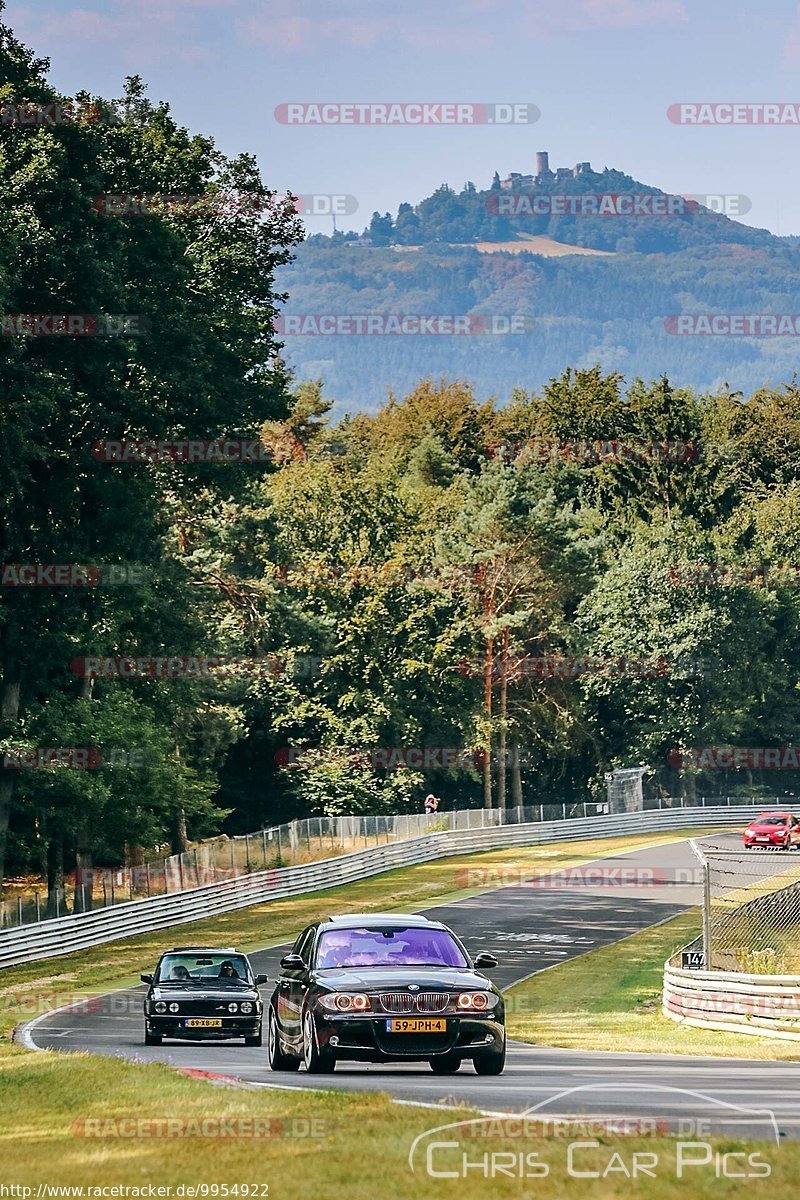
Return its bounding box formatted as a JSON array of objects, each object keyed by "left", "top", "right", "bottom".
[
  {"left": 141, "top": 947, "right": 267, "bottom": 1046},
  {"left": 266, "top": 913, "right": 505, "bottom": 1074}
]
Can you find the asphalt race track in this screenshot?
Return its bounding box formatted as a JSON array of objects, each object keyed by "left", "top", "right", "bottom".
[{"left": 18, "top": 832, "right": 800, "bottom": 1138}]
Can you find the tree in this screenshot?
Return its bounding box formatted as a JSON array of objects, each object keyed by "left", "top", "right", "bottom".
[{"left": 0, "top": 12, "right": 303, "bottom": 893}]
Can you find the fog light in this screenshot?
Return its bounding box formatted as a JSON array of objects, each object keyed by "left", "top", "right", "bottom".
[
  {"left": 168, "top": 1003, "right": 179, "bottom": 1013},
  {"left": 240, "top": 1002, "right": 254, "bottom": 1014},
  {"left": 155, "top": 1002, "right": 167, "bottom": 1014},
  {"left": 228, "top": 1003, "right": 239, "bottom": 1014}
]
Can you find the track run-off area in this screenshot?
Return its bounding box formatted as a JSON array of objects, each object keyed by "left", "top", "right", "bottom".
[{"left": 17, "top": 832, "right": 800, "bottom": 1139}]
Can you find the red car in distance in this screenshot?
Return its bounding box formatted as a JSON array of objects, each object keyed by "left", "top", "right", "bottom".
[{"left": 743, "top": 812, "right": 800, "bottom": 850}]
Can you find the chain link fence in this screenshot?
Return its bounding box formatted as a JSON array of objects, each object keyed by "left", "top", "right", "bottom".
[
  {"left": 1, "top": 793, "right": 785, "bottom": 932},
  {"left": 690, "top": 834, "right": 800, "bottom": 972}
]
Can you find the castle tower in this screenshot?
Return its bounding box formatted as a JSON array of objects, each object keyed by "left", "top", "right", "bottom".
[{"left": 535, "top": 151, "right": 550, "bottom": 176}]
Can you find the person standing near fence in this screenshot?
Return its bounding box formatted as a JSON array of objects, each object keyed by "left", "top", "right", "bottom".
[{"left": 424, "top": 793, "right": 440, "bottom": 815}]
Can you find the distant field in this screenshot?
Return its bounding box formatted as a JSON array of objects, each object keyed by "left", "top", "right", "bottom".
[
  {"left": 474, "top": 233, "right": 616, "bottom": 256},
  {"left": 391, "top": 234, "right": 616, "bottom": 257}
]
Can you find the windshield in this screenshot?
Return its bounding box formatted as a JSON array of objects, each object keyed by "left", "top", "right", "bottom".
[
  {"left": 755, "top": 817, "right": 790, "bottom": 826},
  {"left": 315, "top": 926, "right": 468, "bottom": 969},
  {"left": 156, "top": 953, "right": 251, "bottom": 985}
]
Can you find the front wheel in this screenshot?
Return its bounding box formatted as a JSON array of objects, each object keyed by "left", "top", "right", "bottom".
[
  {"left": 267, "top": 1010, "right": 300, "bottom": 1071},
  {"left": 473, "top": 1037, "right": 506, "bottom": 1076},
  {"left": 429, "top": 1052, "right": 462, "bottom": 1074},
  {"left": 302, "top": 1012, "right": 336, "bottom": 1074}
]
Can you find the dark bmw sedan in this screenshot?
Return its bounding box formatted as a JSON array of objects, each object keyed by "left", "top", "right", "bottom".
[
  {"left": 141, "top": 947, "right": 267, "bottom": 1046},
  {"left": 266, "top": 914, "right": 505, "bottom": 1075}
]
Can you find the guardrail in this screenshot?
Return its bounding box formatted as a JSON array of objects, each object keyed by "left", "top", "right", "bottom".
[
  {"left": 663, "top": 959, "right": 800, "bottom": 1041},
  {"left": 0, "top": 804, "right": 763, "bottom": 971}
]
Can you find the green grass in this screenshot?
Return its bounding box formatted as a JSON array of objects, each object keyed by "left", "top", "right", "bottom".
[
  {"left": 506, "top": 909, "right": 800, "bottom": 1060},
  {"left": 3, "top": 824, "right": 795, "bottom": 1197}
]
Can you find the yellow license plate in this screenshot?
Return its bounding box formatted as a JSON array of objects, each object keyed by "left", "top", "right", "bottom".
[
  {"left": 386, "top": 1018, "right": 446, "bottom": 1033},
  {"left": 186, "top": 1018, "right": 223, "bottom": 1028}
]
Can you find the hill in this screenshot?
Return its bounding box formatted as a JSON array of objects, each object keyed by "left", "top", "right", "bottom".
[{"left": 276, "top": 159, "right": 799, "bottom": 412}]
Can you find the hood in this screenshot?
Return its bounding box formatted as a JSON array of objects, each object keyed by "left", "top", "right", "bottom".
[
  {"left": 151, "top": 985, "right": 259, "bottom": 1002},
  {"left": 312, "top": 966, "right": 496, "bottom": 992}
]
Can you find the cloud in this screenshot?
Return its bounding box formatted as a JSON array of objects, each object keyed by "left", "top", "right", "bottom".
[
  {"left": 238, "top": 0, "right": 688, "bottom": 54},
  {"left": 6, "top": 0, "right": 689, "bottom": 64},
  {"left": 4, "top": 0, "right": 234, "bottom": 65}
]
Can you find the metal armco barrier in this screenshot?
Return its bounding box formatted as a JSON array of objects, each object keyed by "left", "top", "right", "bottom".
[
  {"left": 663, "top": 960, "right": 800, "bottom": 1041},
  {"left": 0, "top": 805, "right": 762, "bottom": 970}
]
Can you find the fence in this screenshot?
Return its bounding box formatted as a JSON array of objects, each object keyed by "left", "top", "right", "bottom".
[
  {"left": 687, "top": 836, "right": 800, "bottom": 973},
  {"left": 0, "top": 804, "right": 766, "bottom": 971},
  {"left": 663, "top": 834, "right": 800, "bottom": 1041},
  {"left": 0, "top": 793, "right": 781, "bottom": 931}
]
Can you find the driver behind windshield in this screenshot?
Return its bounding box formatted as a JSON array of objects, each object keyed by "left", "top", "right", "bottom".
[
  {"left": 218, "top": 960, "right": 240, "bottom": 979},
  {"left": 170, "top": 964, "right": 190, "bottom": 981}
]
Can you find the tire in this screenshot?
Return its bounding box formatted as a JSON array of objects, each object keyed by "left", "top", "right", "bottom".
[
  {"left": 302, "top": 1011, "right": 336, "bottom": 1074},
  {"left": 429, "top": 1053, "right": 462, "bottom": 1074},
  {"left": 267, "top": 1010, "right": 300, "bottom": 1071},
  {"left": 144, "top": 1029, "right": 162, "bottom": 1047},
  {"left": 473, "top": 1037, "right": 506, "bottom": 1076},
  {"left": 244, "top": 1026, "right": 262, "bottom": 1047}
]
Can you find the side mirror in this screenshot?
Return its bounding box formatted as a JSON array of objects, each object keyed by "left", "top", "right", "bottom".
[
  {"left": 140, "top": 973, "right": 153, "bottom": 984},
  {"left": 255, "top": 973, "right": 269, "bottom": 986},
  {"left": 473, "top": 952, "right": 498, "bottom": 969},
  {"left": 280, "top": 954, "right": 306, "bottom": 971}
]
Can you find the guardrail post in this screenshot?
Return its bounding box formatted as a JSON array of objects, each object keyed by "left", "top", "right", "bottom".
[
  {"left": 17, "top": 897, "right": 22, "bottom": 926},
  {"left": 35, "top": 892, "right": 40, "bottom": 922}
]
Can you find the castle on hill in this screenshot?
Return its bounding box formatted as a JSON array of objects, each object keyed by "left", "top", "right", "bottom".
[{"left": 500, "top": 151, "right": 593, "bottom": 191}]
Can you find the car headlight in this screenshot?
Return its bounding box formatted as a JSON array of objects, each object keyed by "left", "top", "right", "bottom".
[
  {"left": 240, "top": 1002, "right": 254, "bottom": 1014},
  {"left": 456, "top": 992, "right": 495, "bottom": 1011},
  {"left": 318, "top": 992, "right": 371, "bottom": 1012},
  {"left": 228, "top": 1003, "right": 239, "bottom": 1013},
  {"left": 168, "top": 1002, "right": 180, "bottom": 1013},
  {"left": 154, "top": 1002, "right": 167, "bottom": 1014}
]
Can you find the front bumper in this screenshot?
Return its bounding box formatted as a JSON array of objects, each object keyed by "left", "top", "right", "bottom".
[
  {"left": 145, "top": 1015, "right": 261, "bottom": 1040},
  {"left": 313, "top": 1013, "right": 505, "bottom": 1061}
]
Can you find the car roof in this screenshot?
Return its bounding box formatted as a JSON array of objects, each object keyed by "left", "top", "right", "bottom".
[
  {"left": 165, "top": 946, "right": 241, "bottom": 954},
  {"left": 322, "top": 913, "right": 438, "bottom": 929},
  {"left": 754, "top": 812, "right": 793, "bottom": 819}
]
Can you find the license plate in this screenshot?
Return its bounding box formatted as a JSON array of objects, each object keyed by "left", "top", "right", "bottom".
[
  {"left": 186, "top": 1018, "right": 223, "bottom": 1028},
  {"left": 385, "top": 1018, "right": 446, "bottom": 1033}
]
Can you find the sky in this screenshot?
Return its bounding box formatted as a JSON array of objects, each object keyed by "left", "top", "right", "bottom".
[{"left": 6, "top": 0, "right": 800, "bottom": 236}]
